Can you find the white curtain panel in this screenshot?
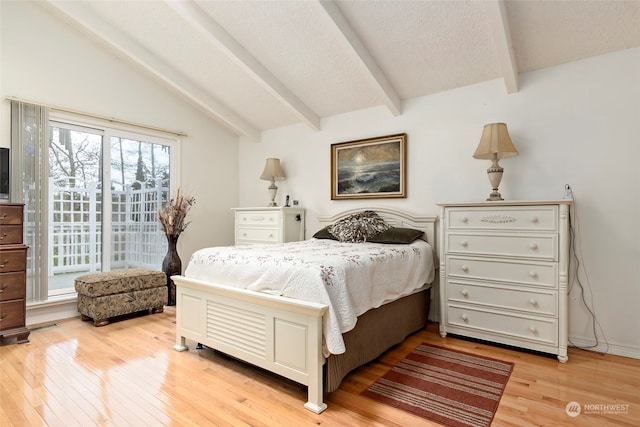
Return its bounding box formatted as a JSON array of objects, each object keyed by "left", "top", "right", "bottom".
[{"left": 11, "top": 101, "right": 50, "bottom": 302}]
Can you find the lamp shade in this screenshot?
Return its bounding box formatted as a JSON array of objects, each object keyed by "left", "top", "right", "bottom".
[
  {"left": 473, "top": 123, "right": 518, "bottom": 160},
  {"left": 260, "top": 158, "right": 286, "bottom": 181}
]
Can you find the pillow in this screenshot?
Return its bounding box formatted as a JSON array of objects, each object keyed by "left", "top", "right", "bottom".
[
  {"left": 312, "top": 226, "right": 338, "bottom": 240},
  {"left": 327, "top": 210, "right": 391, "bottom": 243},
  {"left": 368, "top": 227, "right": 424, "bottom": 244}
]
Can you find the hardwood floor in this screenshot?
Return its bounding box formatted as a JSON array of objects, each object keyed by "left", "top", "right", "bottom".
[{"left": 1, "top": 307, "right": 638, "bottom": 426}]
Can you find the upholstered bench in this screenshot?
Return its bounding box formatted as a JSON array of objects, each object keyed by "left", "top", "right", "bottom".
[{"left": 75, "top": 268, "right": 168, "bottom": 327}]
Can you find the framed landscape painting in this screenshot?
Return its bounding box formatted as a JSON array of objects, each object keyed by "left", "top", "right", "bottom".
[{"left": 331, "top": 133, "right": 406, "bottom": 200}]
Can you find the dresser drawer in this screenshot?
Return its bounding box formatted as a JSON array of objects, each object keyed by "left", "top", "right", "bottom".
[
  {"left": 0, "top": 205, "right": 24, "bottom": 225},
  {"left": 447, "top": 304, "right": 558, "bottom": 346},
  {"left": 448, "top": 282, "right": 557, "bottom": 316},
  {"left": 447, "top": 233, "right": 557, "bottom": 260},
  {"left": 446, "top": 206, "right": 558, "bottom": 232},
  {"left": 0, "top": 225, "right": 23, "bottom": 245},
  {"left": 0, "top": 300, "right": 25, "bottom": 330},
  {"left": 447, "top": 256, "right": 557, "bottom": 288},
  {"left": 0, "top": 248, "right": 28, "bottom": 273},
  {"left": 236, "top": 227, "right": 279, "bottom": 244},
  {"left": 235, "top": 211, "right": 280, "bottom": 227},
  {"left": 0, "top": 271, "right": 26, "bottom": 301}
]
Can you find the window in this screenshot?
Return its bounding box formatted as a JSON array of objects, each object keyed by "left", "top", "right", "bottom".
[{"left": 12, "top": 102, "right": 180, "bottom": 303}]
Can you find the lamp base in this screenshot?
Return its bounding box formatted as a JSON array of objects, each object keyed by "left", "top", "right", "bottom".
[
  {"left": 486, "top": 190, "right": 504, "bottom": 201},
  {"left": 486, "top": 160, "right": 504, "bottom": 201},
  {"left": 267, "top": 181, "right": 278, "bottom": 207}
]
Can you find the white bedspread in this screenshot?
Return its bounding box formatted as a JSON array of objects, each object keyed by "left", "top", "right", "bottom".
[{"left": 184, "top": 238, "right": 435, "bottom": 355}]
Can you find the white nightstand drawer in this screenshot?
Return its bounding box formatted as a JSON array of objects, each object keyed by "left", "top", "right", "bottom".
[
  {"left": 447, "top": 257, "right": 557, "bottom": 287},
  {"left": 233, "top": 207, "right": 305, "bottom": 245},
  {"left": 236, "top": 227, "right": 279, "bottom": 244},
  {"left": 447, "top": 304, "right": 558, "bottom": 346},
  {"left": 447, "top": 233, "right": 557, "bottom": 260},
  {"left": 447, "top": 206, "right": 558, "bottom": 232},
  {"left": 236, "top": 211, "right": 280, "bottom": 226},
  {"left": 448, "top": 282, "right": 557, "bottom": 316}
]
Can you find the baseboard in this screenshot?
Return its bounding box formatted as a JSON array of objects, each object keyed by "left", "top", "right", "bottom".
[
  {"left": 26, "top": 297, "right": 79, "bottom": 327},
  {"left": 569, "top": 335, "right": 640, "bottom": 360}
]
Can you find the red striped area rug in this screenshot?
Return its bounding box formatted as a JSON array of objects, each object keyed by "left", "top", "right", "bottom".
[{"left": 362, "top": 343, "right": 513, "bottom": 427}]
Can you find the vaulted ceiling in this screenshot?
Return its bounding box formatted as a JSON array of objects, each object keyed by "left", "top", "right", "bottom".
[{"left": 42, "top": 0, "right": 640, "bottom": 140}]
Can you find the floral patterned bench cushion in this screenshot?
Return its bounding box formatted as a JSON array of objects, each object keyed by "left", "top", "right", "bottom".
[{"left": 75, "top": 268, "right": 166, "bottom": 297}]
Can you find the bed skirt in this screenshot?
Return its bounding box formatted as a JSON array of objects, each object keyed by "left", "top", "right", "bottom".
[{"left": 324, "top": 286, "right": 431, "bottom": 393}]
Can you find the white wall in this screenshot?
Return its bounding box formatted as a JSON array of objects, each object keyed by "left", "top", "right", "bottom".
[
  {"left": 1, "top": 1, "right": 239, "bottom": 304},
  {"left": 239, "top": 47, "right": 640, "bottom": 359}
]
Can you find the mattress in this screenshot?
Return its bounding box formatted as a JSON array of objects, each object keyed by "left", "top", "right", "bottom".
[{"left": 185, "top": 238, "right": 435, "bottom": 355}]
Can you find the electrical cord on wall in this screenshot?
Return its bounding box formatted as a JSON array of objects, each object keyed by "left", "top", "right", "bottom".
[{"left": 566, "top": 188, "right": 609, "bottom": 353}]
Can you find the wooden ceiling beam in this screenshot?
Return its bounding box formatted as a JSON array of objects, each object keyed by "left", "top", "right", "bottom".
[
  {"left": 317, "top": 0, "right": 402, "bottom": 116},
  {"left": 485, "top": 0, "right": 519, "bottom": 93},
  {"left": 165, "top": 0, "right": 321, "bottom": 131}
]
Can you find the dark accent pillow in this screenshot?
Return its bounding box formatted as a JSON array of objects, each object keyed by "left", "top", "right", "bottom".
[
  {"left": 327, "top": 210, "right": 391, "bottom": 243},
  {"left": 312, "top": 227, "right": 338, "bottom": 240},
  {"left": 368, "top": 227, "right": 424, "bottom": 244}
]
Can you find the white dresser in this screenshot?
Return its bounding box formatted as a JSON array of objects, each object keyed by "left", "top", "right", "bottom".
[
  {"left": 232, "top": 207, "right": 306, "bottom": 245},
  {"left": 438, "top": 200, "right": 572, "bottom": 362}
]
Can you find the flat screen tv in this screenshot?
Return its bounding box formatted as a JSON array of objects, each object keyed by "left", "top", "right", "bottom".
[{"left": 0, "top": 148, "right": 9, "bottom": 200}]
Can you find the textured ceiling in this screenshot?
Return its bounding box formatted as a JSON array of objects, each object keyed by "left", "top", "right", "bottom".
[{"left": 42, "top": 0, "right": 640, "bottom": 140}]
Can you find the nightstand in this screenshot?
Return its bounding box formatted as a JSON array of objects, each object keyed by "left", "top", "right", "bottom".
[
  {"left": 232, "top": 207, "right": 306, "bottom": 245},
  {"left": 438, "top": 200, "right": 572, "bottom": 362}
]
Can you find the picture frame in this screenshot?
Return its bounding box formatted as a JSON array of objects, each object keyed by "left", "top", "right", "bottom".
[{"left": 331, "top": 133, "right": 407, "bottom": 200}]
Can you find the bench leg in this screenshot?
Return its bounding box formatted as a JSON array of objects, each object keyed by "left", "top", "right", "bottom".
[
  {"left": 93, "top": 319, "right": 109, "bottom": 327},
  {"left": 81, "top": 314, "right": 91, "bottom": 322},
  {"left": 151, "top": 306, "right": 164, "bottom": 314}
]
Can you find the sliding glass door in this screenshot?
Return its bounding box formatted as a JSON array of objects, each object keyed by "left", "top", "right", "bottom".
[{"left": 45, "top": 122, "right": 177, "bottom": 299}]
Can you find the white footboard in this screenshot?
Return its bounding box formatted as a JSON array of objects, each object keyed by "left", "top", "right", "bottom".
[{"left": 172, "top": 275, "right": 329, "bottom": 413}]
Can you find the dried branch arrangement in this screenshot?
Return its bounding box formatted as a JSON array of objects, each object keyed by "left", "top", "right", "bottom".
[{"left": 158, "top": 188, "right": 195, "bottom": 237}]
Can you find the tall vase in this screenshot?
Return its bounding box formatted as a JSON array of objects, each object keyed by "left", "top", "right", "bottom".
[{"left": 162, "top": 234, "right": 182, "bottom": 306}]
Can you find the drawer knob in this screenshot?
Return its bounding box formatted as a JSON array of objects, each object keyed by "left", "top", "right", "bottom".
[
  {"left": 460, "top": 217, "right": 468, "bottom": 223},
  {"left": 0, "top": 233, "right": 6, "bottom": 240},
  {"left": 0, "top": 313, "right": 6, "bottom": 320},
  {"left": 531, "top": 216, "right": 539, "bottom": 223},
  {"left": 460, "top": 241, "right": 468, "bottom": 248},
  {"left": 460, "top": 289, "right": 469, "bottom": 297},
  {"left": 269, "top": 234, "right": 274, "bottom": 238},
  {"left": 529, "top": 243, "right": 538, "bottom": 250},
  {"left": 529, "top": 271, "right": 538, "bottom": 278},
  {"left": 529, "top": 326, "right": 538, "bottom": 334},
  {"left": 0, "top": 213, "right": 7, "bottom": 219},
  {"left": 461, "top": 265, "right": 469, "bottom": 273},
  {"left": 0, "top": 284, "right": 7, "bottom": 293},
  {"left": 0, "top": 259, "right": 8, "bottom": 268},
  {"left": 461, "top": 314, "right": 469, "bottom": 322},
  {"left": 529, "top": 299, "right": 538, "bottom": 306}
]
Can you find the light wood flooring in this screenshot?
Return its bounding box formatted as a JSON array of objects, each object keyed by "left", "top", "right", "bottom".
[{"left": 1, "top": 307, "right": 638, "bottom": 426}]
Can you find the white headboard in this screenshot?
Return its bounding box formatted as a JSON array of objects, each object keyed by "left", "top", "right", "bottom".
[{"left": 316, "top": 207, "right": 437, "bottom": 249}]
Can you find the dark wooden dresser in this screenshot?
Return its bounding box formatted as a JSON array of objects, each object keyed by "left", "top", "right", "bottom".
[{"left": 0, "top": 203, "right": 30, "bottom": 343}]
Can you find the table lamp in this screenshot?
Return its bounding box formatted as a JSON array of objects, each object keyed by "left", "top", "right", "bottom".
[
  {"left": 260, "top": 158, "right": 286, "bottom": 207},
  {"left": 473, "top": 123, "right": 518, "bottom": 201}
]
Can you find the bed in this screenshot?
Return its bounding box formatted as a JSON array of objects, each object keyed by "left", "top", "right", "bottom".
[{"left": 172, "top": 207, "right": 437, "bottom": 413}]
